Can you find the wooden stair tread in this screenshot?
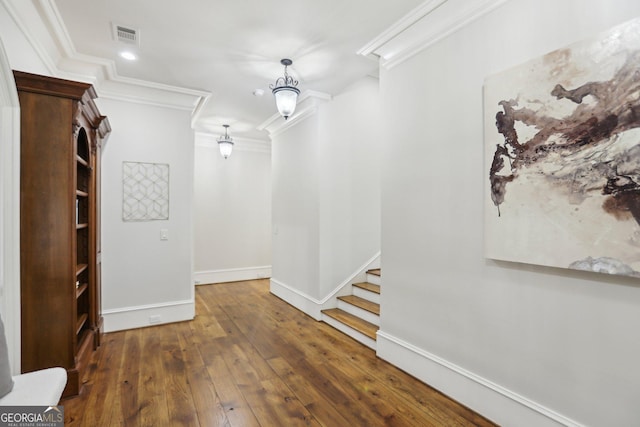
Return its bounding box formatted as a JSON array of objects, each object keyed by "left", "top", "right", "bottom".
[
  {"left": 338, "top": 295, "right": 380, "bottom": 315},
  {"left": 322, "top": 308, "right": 378, "bottom": 340},
  {"left": 366, "top": 268, "right": 381, "bottom": 276},
  {"left": 353, "top": 282, "right": 380, "bottom": 294}
]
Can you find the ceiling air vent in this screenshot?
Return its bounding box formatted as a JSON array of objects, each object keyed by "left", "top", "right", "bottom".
[{"left": 112, "top": 23, "right": 140, "bottom": 46}]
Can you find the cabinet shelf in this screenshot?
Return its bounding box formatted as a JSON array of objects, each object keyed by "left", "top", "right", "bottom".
[
  {"left": 76, "top": 155, "right": 88, "bottom": 167},
  {"left": 76, "top": 283, "right": 88, "bottom": 298},
  {"left": 76, "top": 264, "right": 88, "bottom": 276},
  {"left": 76, "top": 313, "right": 88, "bottom": 335}
]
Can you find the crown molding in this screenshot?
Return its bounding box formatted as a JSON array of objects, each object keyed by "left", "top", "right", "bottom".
[
  {"left": 2, "top": 0, "right": 59, "bottom": 74},
  {"left": 359, "top": 0, "right": 511, "bottom": 69},
  {"left": 257, "top": 90, "right": 332, "bottom": 138},
  {"left": 4, "top": 0, "right": 210, "bottom": 111},
  {"left": 195, "top": 132, "right": 271, "bottom": 154},
  {"left": 357, "top": 0, "right": 448, "bottom": 58}
]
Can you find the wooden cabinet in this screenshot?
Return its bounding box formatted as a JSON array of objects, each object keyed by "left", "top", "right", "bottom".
[{"left": 15, "top": 71, "right": 110, "bottom": 397}]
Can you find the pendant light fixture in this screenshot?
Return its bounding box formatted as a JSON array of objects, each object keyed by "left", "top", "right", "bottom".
[
  {"left": 270, "top": 58, "right": 300, "bottom": 120},
  {"left": 217, "top": 124, "right": 234, "bottom": 159}
]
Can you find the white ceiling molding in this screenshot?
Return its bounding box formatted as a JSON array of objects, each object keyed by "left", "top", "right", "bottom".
[
  {"left": 195, "top": 132, "right": 271, "bottom": 154},
  {"left": 191, "top": 96, "right": 213, "bottom": 130},
  {"left": 2, "top": 0, "right": 60, "bottom": 74},
  {"left": 357, "top": 0, "right": 448, "bottom": 59},
  {"left": 258, "top": 90, "right": 332, "bottom": 138},
  {"left": 359, "top": 0, "right": 511, "bottom": 69},
  {"left": 97, "top": 78, "right": 209, "bottom": 111},
  {"left": 4, "top": 0, "right": 210, "bottom": 112}
]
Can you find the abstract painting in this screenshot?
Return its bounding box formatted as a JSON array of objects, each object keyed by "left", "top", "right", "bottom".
[
  {"left": 484, "top": 17, "right": 640, "bottom": 278},
  {"left": 122, "top": 161, "right": 170, "bottom": 221}
]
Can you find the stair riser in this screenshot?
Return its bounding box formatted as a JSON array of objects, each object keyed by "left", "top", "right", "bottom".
[
  {"left": 337, "top": 300, "right": 380, "bottom": 326},
  {"left": 353, "top": 287, "right": 380, "bottom": 304},
  {"left": 322, "top": 315, "right": 377, "bottom": 350},
  {"left": 366, "top": 273, "right": 381, "bottom": 286}
]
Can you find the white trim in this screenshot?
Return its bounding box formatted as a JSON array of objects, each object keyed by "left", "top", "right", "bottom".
[
  {"left": 270, "top": 278, "right": 324, "bottom": 320},
  {"left": 266, "top": 105, "right": 319, "bottom": 139},
  {"left": 0, "top": 37, "right": 21, "bottom": 375},
  {"left": 194, "top": 266, "right": 272, "bottom": 285},
  {"left": 194, "top": 132, "right": 271, "bottom": 154},
  {"left": 2, "top": 0, "right": 58, "bottom": 75},
  {"left": 269, "top": 252, "right": 381, "bottom": 320},
  {"left": 36, "top": 0, "right": 210, "bottom": 99},
  {"left": 359, "top": 0, "right": 511, "bottom": 70},
  {"left": 376, "top": 331, "right": 583, "bottom": 427},
  {"left": 336, "top": 299, "right": 380, "bottom": 326},
  {"left": 191, "top": 95, "right": 213, "bottom": 129},
  {"left": 102, "top": 299, "right": 195, "bottom": 332},
  {"left": 97, "top": 86, "right": 208, "bottom": 112},
  {"left": 353, "top": 286, "right": 380, "bottom": 305},
  {"left": 34, "top": 0, "right": 74, "bottom": 58},
  {"left": 365, "top": 271, "right": 381, "bottom": 286},
  {"left": 357, "top": 0, "right": 448, "bottom": 57},
  {"left": 321, "top": 314, "right": 377, "bottom": 350},
  {"left": 257, "top": 90, "right": 332, "bottom": 137},
  {"left": 4, "top": 0, "right": 209, "bottom": 112}
]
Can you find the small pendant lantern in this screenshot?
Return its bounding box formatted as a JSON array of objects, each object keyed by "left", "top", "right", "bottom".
[
  {"left": 270, "top": 58, "right": 300, "bottom": 120},
  {"left": 218, "top": 124, "right": 234, "bottom": 159}
]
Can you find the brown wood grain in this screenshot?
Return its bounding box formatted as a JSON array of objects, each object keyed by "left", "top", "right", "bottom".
[
  {"left": 338, "top": 294, "right": 380, "bottom": 314},
  {"left": 353, "top": 281, "right": 381, "bottom": 294},
  {"left": 62, "top": 280, "right": 496, "bottom": 426},
  {"left": 322, "top": 308, "right": 379, "bottom": 339},
  {"left": 16, "top": 71, "right": 110, "bottom": 397}
]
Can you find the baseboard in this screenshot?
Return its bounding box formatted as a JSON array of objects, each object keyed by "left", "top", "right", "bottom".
[
  {"left": 376, "top": 331, "right": 583, "bottom": 427},
  {"left": 270, "top": 279, "right": 323, "bottom": 320},
  {"left": 103, "top": 299, "right": 195, "bottom": 332},
  {"left": 194, "top": 266, "right": 271, "bottom": 285}
]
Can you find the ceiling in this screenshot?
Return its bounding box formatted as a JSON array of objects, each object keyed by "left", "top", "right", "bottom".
[{"left": 52, "top": 0, "right": 425, "bottom": 140}]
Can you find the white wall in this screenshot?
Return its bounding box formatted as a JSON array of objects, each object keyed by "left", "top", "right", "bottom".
[
  {"left": 317, "top": 78, "right": 382, "bottom": 295},
  {"left": 378, "top": 1, "right": 640, "bottom": 425},
  {"left": 271, "top": 77, "right": 381, "bottom": 313},
  {"left": 272, "top": 115, "right": 321, "bottom": 298},
  {"left": 98, "top": 98, "right": 195, "bottom": 331},
  {"left": 193, "top": 133, "right": 272, "bottom": 284}
]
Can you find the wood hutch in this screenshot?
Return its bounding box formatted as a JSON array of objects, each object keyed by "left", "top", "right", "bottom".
[{"left": 14, "top": 71, "right": 110, "bottom": 397}]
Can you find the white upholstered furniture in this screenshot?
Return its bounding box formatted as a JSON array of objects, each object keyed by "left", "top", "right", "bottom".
[
  {"left": 0, "top": 315, "right": 67, "bottom": 406},
  {"left": 0, "top": 367, "right": 67, "bottom": 406}
]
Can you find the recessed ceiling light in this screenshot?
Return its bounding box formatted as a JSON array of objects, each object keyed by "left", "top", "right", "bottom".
[{"left": 120, "top": 51, "right": 137, "bottom": 61}]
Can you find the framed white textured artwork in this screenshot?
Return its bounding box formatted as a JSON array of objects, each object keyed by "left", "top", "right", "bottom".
[
  {"left": 484, "top": 17, "right": 640, "bottom": 278},
  {"left": 122, "top": 161, "right": 170, "bottom": 221}
]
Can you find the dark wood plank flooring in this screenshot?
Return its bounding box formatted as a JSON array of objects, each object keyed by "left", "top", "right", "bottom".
[{"left": 62, "top": 279, "right": 495, "bottom": 426}]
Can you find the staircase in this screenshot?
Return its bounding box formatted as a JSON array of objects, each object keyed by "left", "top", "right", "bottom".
[{"left": 321, "top": 269, "right": 380, "bottom": 350}]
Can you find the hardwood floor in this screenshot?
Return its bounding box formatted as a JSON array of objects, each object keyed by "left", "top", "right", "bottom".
[{"left": 62, "top": 279, "right": 495, "bottom": 426}]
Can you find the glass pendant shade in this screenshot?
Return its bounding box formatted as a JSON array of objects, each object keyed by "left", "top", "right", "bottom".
[
  {"left": 273, "top": 86, "right": 300, "bottom": 120},
  {"left": 218, "top": 125, "right": 234, "bottom": 159},
  {"left": 270, "top": 58, "right": 300, "bottom": 120},
  {"left": 218, "top": 140, "right": 233, "bottom": 159}
]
